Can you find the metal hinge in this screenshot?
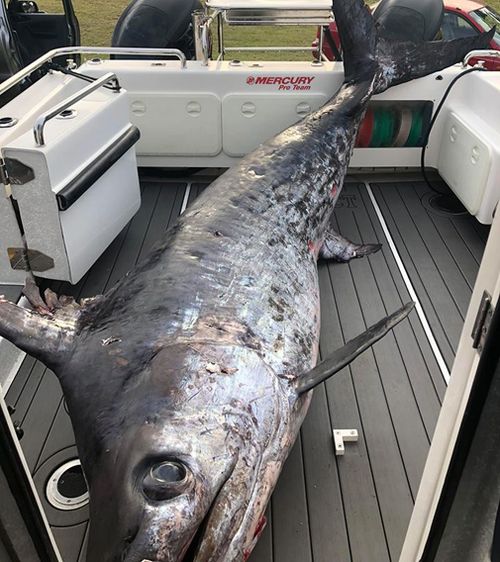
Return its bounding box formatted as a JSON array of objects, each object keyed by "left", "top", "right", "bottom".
[
  {"left": 471, "top": 291, "right": 494, "bottom": 353},
  {"left": 4, "top": 157, "right": 34, "bottom": 185},
  {"left": 7, "top": 406, "right": 24, "bottom": 440},
  {"left": 7, "top": 247, "right": 55, "bottom": 272}
]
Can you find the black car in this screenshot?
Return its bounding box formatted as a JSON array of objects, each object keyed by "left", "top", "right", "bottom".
[
  {"left": 0, "top": 0, "right": 79, "bottom": 83},
  {"left": 0, "top": 0, "right": 200, "bottom": 88}
]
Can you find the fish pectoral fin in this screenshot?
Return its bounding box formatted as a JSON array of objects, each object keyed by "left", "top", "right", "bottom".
[
  {"left": 23, "top": 277, "right": 86, "bottom": 315},
  {"left": 296, "top": 302, "right": 415, "bottom": 395},
  {"left": 0, "top": 278, "right": 80, "bottom": 367},
  {"left": 319, "top": 230, "right": 382, "bottom": 263}
]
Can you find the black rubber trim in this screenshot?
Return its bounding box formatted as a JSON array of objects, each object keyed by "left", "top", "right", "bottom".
[
  {"left": 0, "top": 405, "right": 59, "bottom": 561},
  {"left": 56, "top": 125, "right": 140, "bottom": 211}
]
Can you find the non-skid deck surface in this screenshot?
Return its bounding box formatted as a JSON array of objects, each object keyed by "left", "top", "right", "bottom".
[
  {"left": 4, "top": 178, "right": 487, "bottom": 562},
  {"left": 1, "top": 284, "right": 23, "bottom": 302},
  {"left": 371, "top": 181, "right": 489, "bottom": 370}
]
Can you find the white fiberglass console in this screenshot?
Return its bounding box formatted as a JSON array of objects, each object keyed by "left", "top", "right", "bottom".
[{"left": 435, "top": 71, "right": 500, "bottom": 224}]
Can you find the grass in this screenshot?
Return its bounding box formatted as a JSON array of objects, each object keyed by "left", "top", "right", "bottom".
[
  {"left": 41, "top": 0, "right": 130, "bottom": 46},
  {"left": 41, "top": 0, "right": 318, "bottom": 60},
  {"left": 41, "top": 0, "right": 500, "bottom": 58}
]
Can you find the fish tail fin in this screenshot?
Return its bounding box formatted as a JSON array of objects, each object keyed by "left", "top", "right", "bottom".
[
  {"left": 373, "top": 30, "right": 495, "bottom": 94},
  {"left": 333, "top": 0, "right": 495, "bottom": 94},
  {"left": 333, "top": 0, "right": 378, "bottom": 86}
]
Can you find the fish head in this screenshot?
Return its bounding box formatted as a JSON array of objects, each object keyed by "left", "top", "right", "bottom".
[
  {"left": 81, "top": 343, "right": 282, "bottom": 562},
  {"left": 0, "top": 297, "right": 280, "bottom": 560},
  {"left": 84, "top": 409, "right": 241, "bottom": 562}
]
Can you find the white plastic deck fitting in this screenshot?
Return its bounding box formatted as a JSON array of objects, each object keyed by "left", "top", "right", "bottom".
[
  {"left": 333, "top": 429, "right": 359, "bottom": 456},
  {"left": 365, "top": 182, "right": 451, "bottom": 385},
  {"left": 46, "top": 459, "right": 89, "bottom": 511}
]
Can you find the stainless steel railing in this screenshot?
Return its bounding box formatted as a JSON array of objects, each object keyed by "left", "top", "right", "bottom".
[
  {"left": 33, "top": 72, "right": 120, "bottom": 146},
  {"left": 0, "top": 46, "right": 187, "bottom": 99}
]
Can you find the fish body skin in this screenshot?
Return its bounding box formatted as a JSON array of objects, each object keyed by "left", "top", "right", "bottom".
[
  {"left": 80, "top": 80, "right": 368, "bottom": 382},
  {"left": 0, "top": 1, "right": 493, "bottom": 560},
  {"left": 63, "top": 82, "right": 368, "bottom": 561}
]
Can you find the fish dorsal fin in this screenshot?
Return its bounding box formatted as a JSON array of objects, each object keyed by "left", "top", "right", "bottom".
[{"left": 296, "top": 302, "right": 415, "bottom": 395}]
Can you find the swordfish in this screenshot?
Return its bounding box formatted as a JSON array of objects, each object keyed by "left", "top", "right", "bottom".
[{"left": 0, "top": 1, "right": 492, "bottom": 560}]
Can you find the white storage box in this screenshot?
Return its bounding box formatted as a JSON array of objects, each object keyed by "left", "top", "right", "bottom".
[{"left": 2, "top": 78, "right": 141, "bottom": 284}]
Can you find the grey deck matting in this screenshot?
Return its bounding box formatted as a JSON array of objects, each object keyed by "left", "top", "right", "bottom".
[
  {"left": 0, "top": 284, "right": 23, "bottom": 302},
  {"left": 371, "top": 181, "right": 489, "bottom": 370},
  {"left": 4, "top": 177, "right": 487, "bottom": 562}
]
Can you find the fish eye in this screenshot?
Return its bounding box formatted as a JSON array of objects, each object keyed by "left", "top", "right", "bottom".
[
  {"left": 151, "top": 461, "right": 186, "bottom": 484},
  {"left": 142, "top": 460, "right": 189, "bottom": 501}
]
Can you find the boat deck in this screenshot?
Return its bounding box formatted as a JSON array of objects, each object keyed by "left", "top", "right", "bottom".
[{"left": 2, "top": 173, "right": 489, "bottom": 562}]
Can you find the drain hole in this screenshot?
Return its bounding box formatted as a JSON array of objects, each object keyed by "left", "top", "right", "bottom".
[
  {"left": 58, "top": 465, "right": 87, "bottom": 498},
  {"left": 422, "top": 191, "right": 468, "bottom": 217},
  {"left": 429, "top": 193, "right": 467, "bottom": 215},
  {"left": 46, "top": 459, "right": 89, "bottom": 511}
]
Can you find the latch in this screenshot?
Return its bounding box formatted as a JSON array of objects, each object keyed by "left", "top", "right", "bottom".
[
  {"left": 1, "top": 156, "right": 35, "bottom": 192},
  {"left": 471, "top": 291, "right": 494, "bottom": 353}
]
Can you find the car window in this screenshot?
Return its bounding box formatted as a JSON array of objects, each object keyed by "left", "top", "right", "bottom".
[
  {"left": 469, "top": 6, "right": 500, "bottom": 44},
  {"left": 440, "top": 11, "right": 479, "bottom": 41},
  {"left": 8, "top": 0, "right": 64, "bottom": 14}
]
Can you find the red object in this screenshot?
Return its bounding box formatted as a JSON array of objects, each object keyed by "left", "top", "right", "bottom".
[
  {"left": 254, "top": 515, "right": 267, "bottom": 539},
  {"left": 313, "top": 0, "right": 500, "bottom": 70},
  {"left": 243, "top": 515, "right": 268, "bottom": 560},
  {"left": 356, "top": 107, "right": 375, "bottom": 148}
]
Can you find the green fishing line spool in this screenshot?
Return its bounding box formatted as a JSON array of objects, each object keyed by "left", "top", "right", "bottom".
[
  {"left": 356, "top": 102, "right": 431, "bottom": 148},
  {"left": 370, "top": 108, "right": 397, "bottom": 147},
  {"left": 405, "top": 108, "right": 425, "bottom": 147}
]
